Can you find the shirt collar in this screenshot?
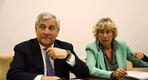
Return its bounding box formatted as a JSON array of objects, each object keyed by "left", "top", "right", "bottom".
[
  {"left": 39, "top": 43, "right": 54, "bottom": 50},
  {"left": 96, "top": 40, "right": 119, "bottom": 51}
]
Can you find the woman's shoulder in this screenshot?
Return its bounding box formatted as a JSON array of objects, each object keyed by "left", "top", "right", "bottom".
[
  {"left": 116, "top": 40, "right": 125, "bottom": 43},
  {"left": 116, "top": 40, "right": 128, "bottom": 47},
  {"left": 85, "top": 41, "right": 97, "bottom": 49}
]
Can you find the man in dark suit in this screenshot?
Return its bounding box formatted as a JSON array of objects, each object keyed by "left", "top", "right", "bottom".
[{"left": 7, "top": 12, "right": 89, "bottom": 80}]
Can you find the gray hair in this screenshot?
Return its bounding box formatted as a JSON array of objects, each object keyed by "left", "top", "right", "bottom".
[{"left": 35, "top": 12, "right": 60, "bottom": 30}]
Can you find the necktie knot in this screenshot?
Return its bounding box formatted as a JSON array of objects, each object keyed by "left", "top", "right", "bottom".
[{"left": 43, "top": 48, "right": 47, "bottom": 51}]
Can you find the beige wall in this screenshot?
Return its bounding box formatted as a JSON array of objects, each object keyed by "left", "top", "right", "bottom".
[{"left": 0, "top": 0, "right": 148, "bottom": 58}]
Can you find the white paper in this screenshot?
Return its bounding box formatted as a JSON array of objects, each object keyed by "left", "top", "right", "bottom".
[{"left": 126, "top": 71, "right": 148, "bottom": 80}]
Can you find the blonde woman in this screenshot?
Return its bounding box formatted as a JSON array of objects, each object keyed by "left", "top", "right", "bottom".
[{"left": 86, "top": 17, "right": 148, "bottom": 79}]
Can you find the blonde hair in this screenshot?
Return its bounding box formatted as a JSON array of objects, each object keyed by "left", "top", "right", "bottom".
[{"left": 93, "top": 17, "right": 117, "bottom": 40}]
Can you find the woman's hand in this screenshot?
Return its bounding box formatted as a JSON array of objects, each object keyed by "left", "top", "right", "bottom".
[
  {"left": 112, "top": 68, "right": 127, "bottom": 78},
  {"left": 133, "top": 52, "right": 144, "bottom": 60}
]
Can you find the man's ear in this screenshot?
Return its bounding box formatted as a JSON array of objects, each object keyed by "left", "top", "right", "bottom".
[{"left": 35, "top": 27, "right": 37, "bottom": 35}]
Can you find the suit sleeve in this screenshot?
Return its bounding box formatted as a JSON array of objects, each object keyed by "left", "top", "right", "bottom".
[
  {"left": 123, "top": 41, "right": 148, "bottom": 66},
  {"left": 142, "top": 54, "right": 148, "bottom": 62},
  {"left": 68, "top": 44, "right": 89, "bottom": 78},
  {"left": 7, "top": 45, "right": 37, "bottom": 80},
  {"left": 85, "top": 45, "right": 112, "bottom": 79}
]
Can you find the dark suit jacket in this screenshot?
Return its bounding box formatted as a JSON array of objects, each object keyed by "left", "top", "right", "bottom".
[
  {"left": 7, "top": 38, "right": 89, "bottom": 80},
  {"left": 142, "top": 55, "right": 148, "bottom": 62}
]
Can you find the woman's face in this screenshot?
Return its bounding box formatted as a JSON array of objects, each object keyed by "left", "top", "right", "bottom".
[{"left": 97, "top": 29, "right": 113, "bottom": 47}]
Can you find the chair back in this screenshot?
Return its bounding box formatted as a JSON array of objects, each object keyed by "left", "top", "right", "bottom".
[
  {"left": 126, "top": 60, "right": 133, "bottom": 71},
  {"left": 0, "top": 53, "right": 14, "bottom": 80}
]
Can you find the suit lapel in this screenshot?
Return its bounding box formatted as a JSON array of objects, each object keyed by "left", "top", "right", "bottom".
[
  {"left": 97, "top": 50, "right": 106, "bottom": 70},
  {"left": 95, "top": 41, "right": 106, "bottom": 70},
  {"left": 53, "top": 40, "right": 68, "bottom": 76},
  {"left": 53, "top": 40, "right": 61, "bottom": 72},
  {"left": 53, "top": 40, "right": 61, "bottom": 48},
  {"left": 115, "top": 48, "right": 126, "bottom": 68},
  {"left": 30, "top": 39, "right": 44, "bottom": 73}
]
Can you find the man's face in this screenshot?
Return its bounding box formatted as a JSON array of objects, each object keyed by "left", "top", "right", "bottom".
[
  {"left": 35, "top": 18, "right": 59, "bottom": 47},
  {"left": 98, "top": 29, "right": 113, "bottom": 47}
]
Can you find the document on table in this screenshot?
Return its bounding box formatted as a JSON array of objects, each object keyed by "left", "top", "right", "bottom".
[{"left": 126, "top": 71, "right": 148, "bottom": 80}]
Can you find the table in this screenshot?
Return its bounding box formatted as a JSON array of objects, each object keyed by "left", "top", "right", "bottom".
[
  {"left": 67, "top": 67, "right": 148, "bottom": 80},
  {"left": 60, "top": 77, "right": 140, "bottom": 80},
  {"left": 133, "top": 67, "right": 148, "bottom": 72}
]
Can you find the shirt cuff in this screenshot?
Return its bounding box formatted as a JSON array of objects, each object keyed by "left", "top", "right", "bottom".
[
  {"left": 66, "top": 54, "right": 75, "bottom": 67},
  {"left": 34, "top": 75, "right": 43, "bottom": 80}
]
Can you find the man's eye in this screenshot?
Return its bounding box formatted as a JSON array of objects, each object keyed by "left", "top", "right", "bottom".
[
  {"left": 39, "top": 25, "right": 46, "bottom": 29},
  {"left": 48, "top": 25, "right": 55, "bottom": 30}
]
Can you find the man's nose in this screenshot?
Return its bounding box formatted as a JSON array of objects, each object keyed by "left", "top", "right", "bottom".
[{"left": 43, "top": 28, "right": 52, "bottom": 35}]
